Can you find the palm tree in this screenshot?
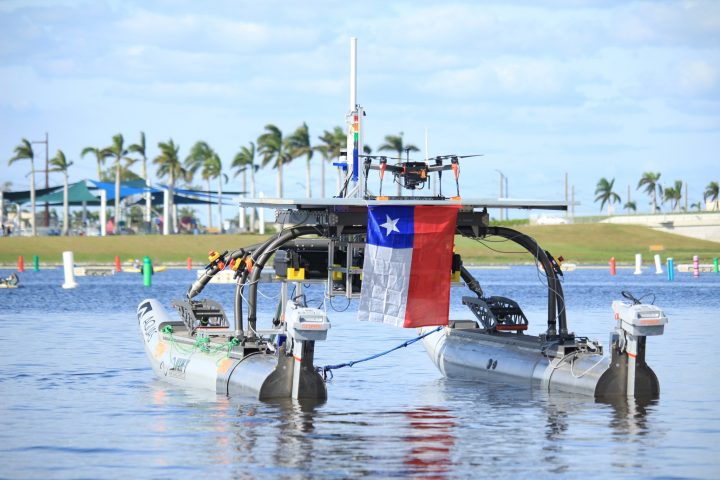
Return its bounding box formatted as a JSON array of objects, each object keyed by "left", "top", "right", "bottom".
[
  {"left": 8, "top": 139, "right": 36, "bottom": 236},
  {"left": 257, "top": 124, "right": 293, "bottom": 198},
  {"left": 185, "top": 141, "right": 217, "bottom": 229},
  {"left": 594, "top": 177, "right": 621, "bottom": 214},
  {"left": 287, "top": 122, "right": 313, "bottom": 197},
  {"left": 378, "top": 132, "right": 420, "bottom": 196},
  {"left": 81, "top": 146, "right": 111, "bottom": 181},
  {"left": 100, "top": 164, "right": 142, "bottom": 182},
  {"left": 154, "top": 139, "right": 186, "bottom": 234},
  {"left": 690, "top": 201, "right": 703, "bottom": 212},
  {"left": 623, "top": 200, "right": 637, "bottom": 213},
  {"left": 185, "top": 143, "right": 227, "bottom": 232},
  {"left": 205, "top": 153, "right": 227, "bottom": 233},
  {"left": 49, "top": 150, "right": 73, "bottom": 235},
  {"left": 316, "top": 126, "right": 346, "bottom": 197},
  {"left": 704, "top": 181, "right": 719, "bottom": 208},
  {"left": 232, "top": 142, "right": 258, "bottom": 231},
  {"left": 637, "top": 172, "right": 662, "bottom": 214},
  {"left": 105, "top": 134, "right": 134, "bottom": 225},
  {"left": 663, "top": 180, "right": 683, "bottom": 212},
  {"left": 129, "top": 131, "right": 152, "bottom": 225}
]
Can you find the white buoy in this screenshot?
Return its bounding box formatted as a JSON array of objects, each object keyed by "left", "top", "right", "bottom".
[
  {"left": 62, "top": 251, "right": 78, "bottom": 289},
  {"left": 654, "top": 254, "right": 663, "bottom": 274},
  {"left": 633, "top": 253, "right": 642, "bottom": 275}
]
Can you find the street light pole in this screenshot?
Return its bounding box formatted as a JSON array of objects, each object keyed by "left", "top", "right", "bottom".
[
  {"left": 504, "top": 175, "right": 509, "bottom": 221},
  {"left": 31, "top": 132, "right": 49, "bottom": 228},
  {"left": 495, "top": 169, "right": 505, "bottom": 221}
]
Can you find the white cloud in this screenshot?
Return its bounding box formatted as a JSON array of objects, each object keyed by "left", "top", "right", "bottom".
[
  {"left": 677, "top": 59, "right": 718, "bottom": 95},
  {"left": 417, "top": 58, "right": 567, "bottom": 100},
  {"left": 1, "top": 0, "right": 720, "bottom": 216},
  {"left": 114, "top": 8, "right": 318, "bottom": 54}
]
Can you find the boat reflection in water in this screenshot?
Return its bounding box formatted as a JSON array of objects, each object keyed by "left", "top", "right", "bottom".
[{"left": 141, "top": 373, "right": 661, "bottom": 478}]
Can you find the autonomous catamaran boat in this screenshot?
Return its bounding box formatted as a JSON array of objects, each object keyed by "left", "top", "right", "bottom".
[
  {"left": 137, "top": 194, "right": 667, "bottom": 401},
  {"left": 137, "top": 38, "right": 667, "bottom": 402}
]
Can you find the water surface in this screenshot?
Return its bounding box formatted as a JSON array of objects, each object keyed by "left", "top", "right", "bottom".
[{"left": 1, "top": 266, "right": 719, "bottom": 479}]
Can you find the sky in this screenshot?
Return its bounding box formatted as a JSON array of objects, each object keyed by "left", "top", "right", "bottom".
[{"left": 1, "top": 0, "right": 719, "bottom": 221}]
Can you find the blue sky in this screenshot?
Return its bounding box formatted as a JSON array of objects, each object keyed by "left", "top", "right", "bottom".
[{"left": 1, "top": 0, "right": 718, "bottom": 219}]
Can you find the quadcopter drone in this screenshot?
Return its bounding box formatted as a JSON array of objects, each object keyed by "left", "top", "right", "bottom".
[{"left": 361, "top": 151, "right": 482, "bottom": 199}]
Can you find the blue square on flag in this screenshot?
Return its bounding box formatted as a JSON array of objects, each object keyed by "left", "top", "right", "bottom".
[
  {"left": 367, "top": 206, "right": 415, "bottom": 249},
  {"left": 358, "top": 205, "right": 459, "bottom": 328}
]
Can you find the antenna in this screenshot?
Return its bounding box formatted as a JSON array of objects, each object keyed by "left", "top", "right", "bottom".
[
  {"left": 343, "top": 37, "right": 365, "bottom": 198},
  {"left": 350, "top": 37, "right": 357, "bottom": 111}
]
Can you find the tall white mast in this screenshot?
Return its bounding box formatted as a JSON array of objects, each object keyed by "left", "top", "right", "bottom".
[
  {"left": 350, "top": 37, "right": 357, "bottom": 111},
  {"left": 344, "top": 37, "right": 365, "bottom": 198}
]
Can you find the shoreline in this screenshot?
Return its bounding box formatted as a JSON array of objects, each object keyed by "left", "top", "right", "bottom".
[
  {"left": 0, "top": 261, "right": 691, "bottom": 270},
  {"left": 1, "top": 224, "right": 718, "bottom": 267}
]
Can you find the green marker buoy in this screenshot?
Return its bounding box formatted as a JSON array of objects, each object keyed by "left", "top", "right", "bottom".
[
  {"left": 33, "top": 255, "right": 39, "bottom": 272},
  {"left": 714, "top": 257, "right": 719, "bottom": 273},
  {"left": 143, "top": 256, "right": 152, "bottom": 287}
]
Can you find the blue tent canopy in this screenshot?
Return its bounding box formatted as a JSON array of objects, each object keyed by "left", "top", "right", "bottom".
[
  {"left": 134, "top": 191, "right": 238, "bottom": 206},
  {"left": 87, "top": 180, "right": 161, "bottom": 201},
  {"left": 2, "top": 185, "right": 66, "bottom": 204},
  {"left": 3, "top": 180, "right": 242, "bottom": 206},
  {"left": 34, "top": 181, "right": 101, "bottom": 205}
]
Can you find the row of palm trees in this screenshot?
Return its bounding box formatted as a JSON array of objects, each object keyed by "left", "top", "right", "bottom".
[
  {"left": 595, "top": 173, "right": 720, "bottom": 214},
  {"left": 8, "top": 124, "right": 419, "bottom": 235}
]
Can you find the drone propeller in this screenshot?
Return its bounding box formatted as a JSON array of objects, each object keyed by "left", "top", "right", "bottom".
[
  {"left": 428, "top": 154, "right": 483, "bottom": 163},
  {"left": 359, "top": 154, "right": 401, "bottom": 161}
]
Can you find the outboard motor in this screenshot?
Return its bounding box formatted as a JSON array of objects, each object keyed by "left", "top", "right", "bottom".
[
  {"left": 596, "top": 292, "right": 668, "bottom": 399},
  {"left": 284, "top": 301, "right": 331, "bottom": 399}
]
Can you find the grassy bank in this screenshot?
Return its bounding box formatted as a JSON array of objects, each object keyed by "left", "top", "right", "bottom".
[
  {"left": 0, "top": 224, "right": 717, "bottom": 266},
  {"left": 455, "top": 224, "right": 719, "bottom": 264},
  {"left": 0, "top": 234, "right": 269, "bottom": 265}
]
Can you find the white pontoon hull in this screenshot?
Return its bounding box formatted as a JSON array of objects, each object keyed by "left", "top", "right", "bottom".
[{"left": 422, "top": 326, "right": 622, "bottom": 398}]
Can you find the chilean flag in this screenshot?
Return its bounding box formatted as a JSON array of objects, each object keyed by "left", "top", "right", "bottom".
[{"left": 358, "top": 205, "right": 459, "bottom": 328}]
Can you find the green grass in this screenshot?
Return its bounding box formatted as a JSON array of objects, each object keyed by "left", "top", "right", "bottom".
[
  {"left": 456, "top": 224, "right": 720, "bottom": 264},
  {"left": 0, "top": 234, "right": 269, "bottom": 264},
  {"left": 0, "top": 224, "right": 717, "bottom": 265}
]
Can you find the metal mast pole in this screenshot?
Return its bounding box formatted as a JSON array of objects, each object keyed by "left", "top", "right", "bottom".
[
  {"left": 346, "top": 37, "right": 364, "bottom": 198},
  {"left": 564, "top": 172, "right": 568, "bottom": 218},
  {"left": 31, "top": 133, "right": 49, "bottom": 234},
  {"left": 505, "top": 175, "right": 509, "bottom": 220},
  {"left": 495, "top": 169, "right": 505, "bottom": 221},
  {"left": 627, "top": 185, "right": 631, "bottom": 214},
  {"left": 350, "top": 37, "right": 356, "bottom": 112},
  {"left": 44, "top": 132, "right": 49, "bottom": 227}
]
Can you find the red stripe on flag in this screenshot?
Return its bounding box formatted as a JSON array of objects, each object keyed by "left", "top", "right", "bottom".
[{"left": 404, "top": 206, "right": 459, "bottom": 328}]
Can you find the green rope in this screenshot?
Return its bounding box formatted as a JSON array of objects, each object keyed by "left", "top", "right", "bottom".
[
  {"left": 159, "top": 324, "right": 240, "bottom": 360},
  {"left": 194, "top": 336, "right": 211, "bottom": 352}
]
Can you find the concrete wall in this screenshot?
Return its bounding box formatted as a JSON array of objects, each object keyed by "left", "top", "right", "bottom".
[{"left": 601, "top": 213, "right": 720, "bottom": 242}]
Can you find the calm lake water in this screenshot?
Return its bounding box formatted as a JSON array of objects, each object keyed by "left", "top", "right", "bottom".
[{"left": 1, "top": 265, "right": 719, "bottom": 479}]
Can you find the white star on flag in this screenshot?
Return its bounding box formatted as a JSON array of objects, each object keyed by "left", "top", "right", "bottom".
[{"left": 380, "top": 215, "right": 400, "bottom": 236}]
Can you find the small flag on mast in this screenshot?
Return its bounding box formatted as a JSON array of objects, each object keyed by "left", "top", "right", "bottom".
[{"left": 358, "top": 205, "right": 459, "bottom": 328}]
